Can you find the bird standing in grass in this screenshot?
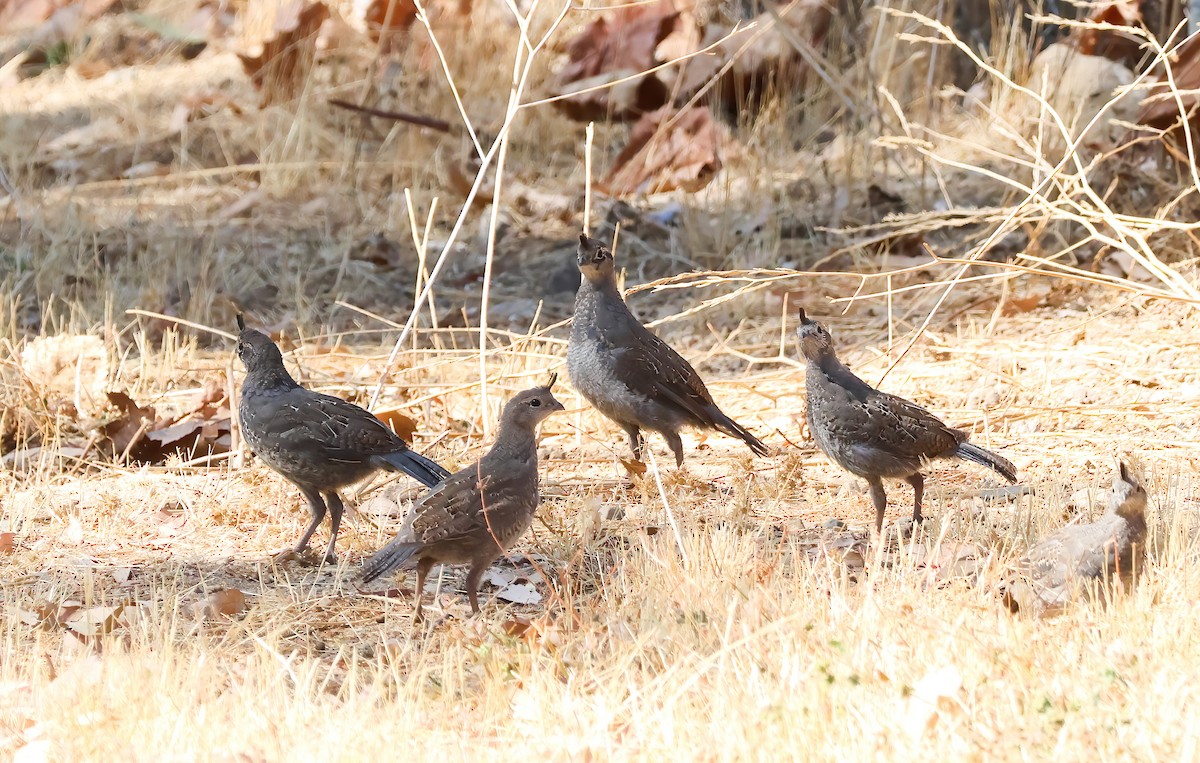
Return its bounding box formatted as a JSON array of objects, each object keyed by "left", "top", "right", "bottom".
[
  {"left": 797, "top": 309, "right": 1017, "bottom": 532},
  {"left": 1004, "top": 462, "right": 1147, "bottom": 616},
  {"left": 235, "top": 317, "right": 450, "bottom": 564},
  {"left": 567, "top": 233, "right": 769, "bottom": 466},
  {"left": 360, "top": 380, "right": 564, "bottom": 620}
]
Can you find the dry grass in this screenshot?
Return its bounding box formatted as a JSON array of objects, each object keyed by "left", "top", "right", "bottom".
[{"left": 4, "top": 0, "right": 1200, "bottom": 759}]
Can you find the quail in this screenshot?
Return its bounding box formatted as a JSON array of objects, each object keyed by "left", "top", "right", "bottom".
[
  {"left": 235, "top": 317, "right": 450, "bottom": 563},
  {"left": 797, "top": 309, "right": 1017, "bottom": 532},
  {"left": 567, "top": 233, "right": 768, "bottom": 466},
  {"left": 1004, "top": 462, "right": 1148, "bottom": 616},
  {"left": 360, "top": 379, "right": 564, "bottom": 619}
]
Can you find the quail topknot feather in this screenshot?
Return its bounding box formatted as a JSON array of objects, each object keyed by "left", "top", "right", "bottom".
[
  {"left": 359, "top": 379, "right": 564, "bottom": 620},
  {"left": 797, "top": 309, "right": 1017, "bottom": 532},
  {"left": 1004, "top": 462, "right": 1148, "bottom": 616},
  {"left": 567, "top": 233, "right": 769, "bottom": 466},
  {"left": 235, "top": 317, "right": 450, "bottom": 564}
]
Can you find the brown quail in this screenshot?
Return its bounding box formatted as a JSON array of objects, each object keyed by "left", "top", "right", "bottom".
[
  {"left": 798, "top": 309, "right": 1017, "bottom": 532},
  {"left": 236, "top": 317, "right": 450, "bottom": 564},
  {"left": 568, "top": 233, "right": 768, "bottom": 466},
  {"left": 360, "top": 380, "right": 564, "bottom": 619},
  {"left": 1004, "top": 462, "right": 1148, "bottom": 616}
]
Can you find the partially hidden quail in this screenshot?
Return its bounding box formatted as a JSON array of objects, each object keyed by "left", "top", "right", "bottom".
[
  {"left": 235, "top": 317, "right": 450, "bottom": 563},
  {"left": 568, "top": 233, "right": 768, "bottom": 466},
  {"left": 1004, "top": 462, "right": 1147, "bottom": 616},
  {"left": 360, "top": 380, "right": 564, "bottom": 619},
  {"left": 798, "top": 309, "right": 1017, "bottom": 532}
]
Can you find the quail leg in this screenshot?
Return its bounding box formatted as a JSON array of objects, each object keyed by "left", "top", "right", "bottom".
[
  {"left": 866, "top": 477, "right": 888, "bottom": 533},
  {"left": 465, "top": 560, "right": 490, "bottom": 615},
  {"left": 293, "top": 485, "right": 328, "bottom": 555},
  {"left": 623, "top": 424, "right": 645, "bottom": 462},
  {"left": 663, "top": 430, "right": 685, "bottom": 467},
  {"left": 413, "top": 557, "right": 434, "bottom": 623},
  {"left": 321, "top": 491, "right": 345, "bottom": 564},
  {"left": 905, "top": 473, "right": 925, "bottom": 525}
]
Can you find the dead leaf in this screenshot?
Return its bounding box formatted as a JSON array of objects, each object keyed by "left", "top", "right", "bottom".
[
  {"left": 1073, "top": 1, "right": 1144, "bottom": 66},
  {"left": 193, "top": 589, "right": 249, "bottom": 619},
  {"left": 374, "top": 408, "right": 418, "bottom": 441},
  {"left": 63, "top": 604, "right": 126, "bottom": 637},
  {"left": 620, "top": 457, "right": 647, "bottom": 476},
  {"left": 0, "top": 532, "right": 14, "bottom": 554},
  {"left": 237, "top": 0, "right": 330, "bottom": 105},
  {"left": 502, "top": 616, "right": 531, "bottom": 638},
  {"left": 553, "top": 0, "right": 680, "bottom": 121},
  {"left": 601, "top": 105, "right": 725, "bottom": 196},
  {"left": 1138, "top": 34, "right": 1200, "bottom": 153},
  {"left": 359, "top": 0, "right": 417, "bottom": 43},
  {"left": 100, "top": 390, "right": 157, "bottom": 462}
]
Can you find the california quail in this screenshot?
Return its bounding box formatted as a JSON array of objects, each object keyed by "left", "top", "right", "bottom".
[
  {"left": 1004, "top": 462, "right": 1147, "bottom": 616},
  {"left": 568, "top": 233, "right": 768, "bottom": 466},
  {"left": 797, "top": 309, "right": 1017, "bottom": 532},
  {"left": 360, "top": 380, "right": 564, "bottom": 619},
  {"left": 235, "top": 317, "right": 450, "bottom": 563}
]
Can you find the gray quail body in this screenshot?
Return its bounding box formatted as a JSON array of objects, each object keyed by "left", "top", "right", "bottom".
[
  {"left": 567, "top": 234, "right": 768, "bottom": 466},
  {"left": 1005, "top": 462, "right": 1147, "bottom": 616},
  {"left": 360, "top": 381, "right": 564, "bottom": 619},
  {"left": 797, "top": 309, "right": 1017, "bottom": 532},
  {"left": 235, "top": 318, "right": 450, "bottom": 563}
]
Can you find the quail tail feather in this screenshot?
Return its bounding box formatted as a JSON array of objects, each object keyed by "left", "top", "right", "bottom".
[
  {"left": 954, "top": 442, "right": 1017, "bottom": 483},
  {"left": 360, "top": 540, "right": 422, "bottom": 584},
  {"left": 373, "top": 449, "right": 450, "bottom": 488},
  {"left": 710, "top": 409, "right": 770, "bottom": 458}
]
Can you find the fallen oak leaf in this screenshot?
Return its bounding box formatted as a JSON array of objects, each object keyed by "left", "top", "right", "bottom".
[
  {"left": 64, "top": 604, "right": 127, "bottom": 637},
  {"left": 0, "top": 532, "right": 14, "bottom": 554},
  {"left": 236, "top": 0, "right": 330, "bottom": 105},
  {"left": 553, "top": 0, "right": 680, "bottom": 121},
  {"left": 192, "top": 589, "right": 249, "bottom": 620},
  {"left": 374, "top": 408, "right": 418, "bottom": 441},
  {"left": 601, "top": 105, "right": 725, "bottom": 196}
]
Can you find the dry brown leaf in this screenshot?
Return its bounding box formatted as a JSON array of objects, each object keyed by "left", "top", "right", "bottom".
[
  {"left": 374, "top": 408, "right": 418, "bottom": 441},
  {"left": 0, "top": 532, "right": 15, "bottom": 554},
  {"left": 1137, "top": 34, "right": 1200, "bottom": 149},
  {"left": 601, "top": 105, "right": 724, "bottom": 196},
  {"left": 100, "top": 390, "right": 157, "bottom": 461},
  {"left": 553, "top": 0, "right": 680, "bottom": 121},
  {"left": 100, "top": 384, "right": 231, "bottom": 464},
  {"left": 359, "top": 0, "right": 418, "bottom": 42},
  {"left": 64, "top": 604, "right": 126, "bottom": 637},
  {"left": 1073, "top": 1, "right": 1144, "bottom": 66},
  {"left": 193, "top": 589, "right": 249, "bottom": 619},
  {"left": 620, "top": 457, "right": 647, "bottom": 476},
  {"left": 237, "top": 0, "right": 330, "bottom": 105}
]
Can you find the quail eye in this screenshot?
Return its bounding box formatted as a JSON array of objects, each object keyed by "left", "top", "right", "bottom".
[{"left": 530, "top": 398, "right": 542, "bottom": 407}]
